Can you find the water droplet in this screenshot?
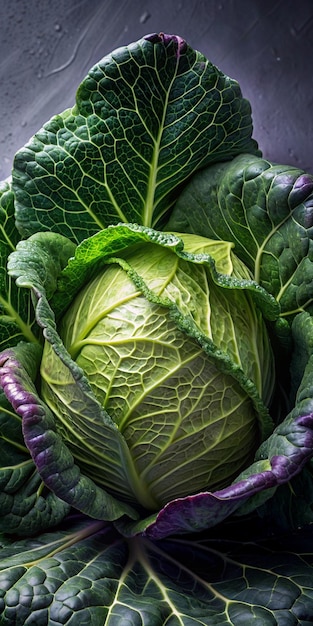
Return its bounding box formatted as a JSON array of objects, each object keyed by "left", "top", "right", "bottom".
[
  {"left": 140, "top": 11, "right": 151, "bottom": 24},
  {"left": 288, "top": 148, "right": 299, "bottom": 162}
]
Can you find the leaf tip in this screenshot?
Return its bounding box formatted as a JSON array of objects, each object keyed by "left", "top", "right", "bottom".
[{"left": 144, "top": 32, "right": 187, "bottom": 56}]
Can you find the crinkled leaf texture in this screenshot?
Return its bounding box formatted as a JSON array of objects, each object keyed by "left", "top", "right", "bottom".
[
  {"left": 2, "top": 224, "right": 313, "bottom": 539},
  {"left": 12, "top": 34, "right": 259, "bottom": 243},
  {"left": 0, "top": 184, "right": 71, "bottom": 536},
  {"left": 167, "top": 153, "right": 313, "bottom": 324},
  {"left": 0, "top": 181, "right": 37, "bottom": 350},
  {"left": 166, "top": 154, "right": 313, "bottom": 424},
  {"left": 0, "top": 386, "right": 70, "bottom": 536},
  {"left": 0, "top": 511, "right": 313, "bottom": 625}
]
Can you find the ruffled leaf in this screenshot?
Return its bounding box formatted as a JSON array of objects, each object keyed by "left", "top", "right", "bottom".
[
  {"left": 0, "top": 344, "right": 139, "bottom": 523},
  {"left": 0, "top": 343, "right": 70, "bottom": 535},
  {"left": 167, "top": 154, "right": 313, "bottom": 323}
]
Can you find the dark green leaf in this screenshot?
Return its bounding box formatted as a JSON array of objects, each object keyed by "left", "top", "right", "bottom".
[
  {"left": 167, "top": 154, "right": 313, "bottom": 323},
  {"left": 289, "top": 311, "right": 313, "bottom": 403},
  {"left": 12, "top": 34, "right": 259, "bottom": 243},
  {"left": 0, "top": 343, "right": 70, "bottom": 535},
  {"left": 0, "top": 181, "right": 38, "bottom": 350},
  {"left": 256, "top": 463, "right": 313, "bottom": 533},
  {"left": 0, "top": 513, "right": 313, "bottom": 625}
]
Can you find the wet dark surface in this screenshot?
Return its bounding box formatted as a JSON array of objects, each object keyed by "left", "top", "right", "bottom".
[{"left": 1, "top": 0, "right": 313, "bottom": 179}]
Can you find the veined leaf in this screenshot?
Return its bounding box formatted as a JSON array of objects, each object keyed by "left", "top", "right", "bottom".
[
  {"left": 12, "top": 34, "right": 259, "bottom": 243},
  {"left": 0, "top": 181, "right": 38, "bottom": 349},
  {"left": 167, "top": 153, "right": 313, "bottom": 322},
  {"left": 0, "top": 344, "right": 70, "bottom": 535},
  {"left": 0, "top": 343, "right": 139, "bottom": 522},
  {"left": 0, "top": 512, "right": 312, "bottom": 625}
]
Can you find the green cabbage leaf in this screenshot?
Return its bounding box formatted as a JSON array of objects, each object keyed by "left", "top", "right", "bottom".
[
  {"left": 1, "top": 512, "right": 313, "bottom": 625},
  {"left": 12, "top": 34, "right": 259, "bottom": 242},
  {"left": 167, "top": 153, "right": 313, "bottom": 327}
]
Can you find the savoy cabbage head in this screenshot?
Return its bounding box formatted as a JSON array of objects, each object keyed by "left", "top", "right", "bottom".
[
  {"left": 40, "top": 230, "right": 276, "bottom": 511},
  {"left": 1, "top": 32, "right": 313, "bottom": 625}
]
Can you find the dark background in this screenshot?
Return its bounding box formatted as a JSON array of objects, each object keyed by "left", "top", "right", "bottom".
[{"left": 1, "top": 0, "right": 313, "bottom": 180}]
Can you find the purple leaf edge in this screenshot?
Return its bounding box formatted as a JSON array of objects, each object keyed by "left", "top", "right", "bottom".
[{"left": 1, "top": 346, "right": 313, "bottom": 540}]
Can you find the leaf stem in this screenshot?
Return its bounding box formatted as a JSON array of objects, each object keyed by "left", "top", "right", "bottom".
[{"left": 0, "top": 294, "right": 38, "bottom": 344}]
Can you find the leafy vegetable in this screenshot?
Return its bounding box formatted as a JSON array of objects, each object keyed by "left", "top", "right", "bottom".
[
  {"left": 35, "top": 227, "right": 278, "bottom": 511},
  {"left": 0, "top": 32, "right": 313, "bottom": 624}
]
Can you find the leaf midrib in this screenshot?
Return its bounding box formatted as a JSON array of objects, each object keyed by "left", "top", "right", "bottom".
[{"left": 142, "top": 58, "right": 180, "bottom": 228}]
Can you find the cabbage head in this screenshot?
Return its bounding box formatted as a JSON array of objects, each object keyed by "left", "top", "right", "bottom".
[{"left": 39, "top": 230, "right": 276, "bottom": 511}]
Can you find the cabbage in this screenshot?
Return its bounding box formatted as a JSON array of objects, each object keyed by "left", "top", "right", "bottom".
[
  {"left": 40, "top": 232, "right": 275, "bottom": 509},
  {"left": 1, "top": 33, "right": 313, "bottom": 625}
]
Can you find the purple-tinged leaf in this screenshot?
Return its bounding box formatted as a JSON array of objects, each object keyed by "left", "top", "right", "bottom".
[{"left": 0, "top": 345, "right": 138, "bottom": 524}]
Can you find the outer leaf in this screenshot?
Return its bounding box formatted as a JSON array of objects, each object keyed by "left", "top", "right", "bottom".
[
  {"left": 0, "top": 512, "right": 313, "bottom": 625},
  {"left": 0, "top": 345, "right": 139, "bottom": 523},
  {"left": 12, "top": 33, "right": 259, "bottom": 243},
  {"left": 289, "top": 310, "right": 313, "bottom": 403},
  {"left": 167, "top": 153, "right": 313, "bottom": 322},
  {"left": 0, "top": 181, "right": 38, "bottom": 350},
  {"left": 256, "top": 463, "right": 313, "bottom": 534},
  {"left": 0, "top": 343, "right": 70, "bottom": 535}
]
